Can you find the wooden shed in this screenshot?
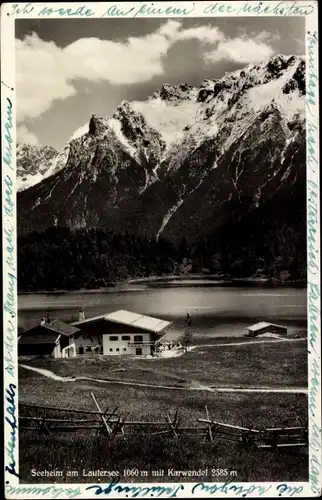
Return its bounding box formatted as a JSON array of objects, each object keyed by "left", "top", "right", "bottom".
[{"left": 246, "top": 322, "right": 287, "bottom": 337}]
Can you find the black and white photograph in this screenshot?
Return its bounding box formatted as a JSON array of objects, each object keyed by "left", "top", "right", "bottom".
[{"left": 2, "top": 5, "right": 319, "bottom": 496}]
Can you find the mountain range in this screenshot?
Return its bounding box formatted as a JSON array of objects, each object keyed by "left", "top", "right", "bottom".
[{"left": 17, "top": 53, "right": 306, "bottom": 271}]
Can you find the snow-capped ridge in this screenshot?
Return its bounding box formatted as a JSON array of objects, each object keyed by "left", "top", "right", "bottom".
[{"left": 18, "top": 53, "right": 305, "bottom": 198}]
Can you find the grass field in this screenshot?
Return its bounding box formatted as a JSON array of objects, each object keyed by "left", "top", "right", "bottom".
[
  {"left": 22, "top": 339, "right": 308, "bottom": 388},
  {"left": 18, "top": 338, "right": 308, "bottom": 484}
]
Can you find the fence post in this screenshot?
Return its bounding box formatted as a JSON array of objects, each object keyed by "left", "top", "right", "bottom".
[
  {"left": 90, "top": 392, "right": 112, "bottom": 436},
  {"left": 38, "top": 417, "right": 51, "bottom": 435},
  {"left": 205, "top": 406, "right": 213, "bottom": 442},
  {"left": 165, "top": 413, "right": 178, "bottom": 438}
]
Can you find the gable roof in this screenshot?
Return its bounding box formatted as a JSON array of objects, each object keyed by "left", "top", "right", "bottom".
[
  {"left": 71, "top": 310, "right": 171, "bottom": 333},
  {"left": 19, "top": 331, "right": 60, "bottom": 345},
  {"left": 41, "top": 319, "right": 80, "bottom": 336},
  {"left": 20, "top": 319, "right": 80, "bottom": 341},
  {"left": 247, "top": 322, "right": 287, "bottom": 332}
]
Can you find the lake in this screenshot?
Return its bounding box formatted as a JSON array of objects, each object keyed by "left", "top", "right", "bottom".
[{"left": 18, "top": 283, "right": 307, "bottom": 341}]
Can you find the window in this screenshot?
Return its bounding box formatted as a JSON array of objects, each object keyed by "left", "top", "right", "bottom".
[
  {"left": 79, "top": 347, "right": 84, "bottom": 355},
  {"left": 109, "top": 336, "right": 118, "bottom": 341},
  {"left": 134, "top": 335, "right": 143, "bottom": 342},
  {"left": 110, "top": 348, "right": 113, "bottom": 352},
  {"left": 123, "top": 348, "right": 126, "bottom": 352},
  {"left": 116, "top": 348, "right": 119, "bottom": 352},
  {"left": 122, "top": 335, "right": 131, "bottom": 341}
]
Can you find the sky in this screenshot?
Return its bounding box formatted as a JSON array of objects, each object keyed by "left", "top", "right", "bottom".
[{"left": 16, "top": 17, "right": 305, "bottom": 150}]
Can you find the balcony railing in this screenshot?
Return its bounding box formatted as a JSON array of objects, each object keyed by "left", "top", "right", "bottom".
[{"left": 128, "top": 341, "right": 156, "bottom": 347}]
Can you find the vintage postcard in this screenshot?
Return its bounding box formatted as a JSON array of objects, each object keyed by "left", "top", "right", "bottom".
[{"left": 2, "top": 1, "right": 320, "bottom": 499}]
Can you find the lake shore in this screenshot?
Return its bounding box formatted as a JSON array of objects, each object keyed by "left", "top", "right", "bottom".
[{"left": 18, "top": 275, "right": 306, "bottom": 294}]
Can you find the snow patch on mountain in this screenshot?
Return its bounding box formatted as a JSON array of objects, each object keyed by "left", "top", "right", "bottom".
[
  {"left": 131, "top": 98, "right": 202, "bottom": 149},
  {"left": 108, "top": 117, "right": 137, "bottom": 158},
  {"left": 247, "top": 62, "right": 305, "bottom": 120},
  {"left": 18, "top": 172, "right": 45, "bottom": 192},
  {"left": 18, "top": 53, "right": 306, "bottom": 241},
  {"left": 157, "top": 198, "right": 184, "bottom": 240}
]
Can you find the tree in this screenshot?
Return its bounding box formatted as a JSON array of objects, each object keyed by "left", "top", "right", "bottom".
[{"left": 180, "top": 329, "right": 194, "bottom": 352}]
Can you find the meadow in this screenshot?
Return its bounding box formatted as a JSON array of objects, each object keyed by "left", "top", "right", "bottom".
[{"left": 18, "top": 338, "right": 308, "bottom": 483}]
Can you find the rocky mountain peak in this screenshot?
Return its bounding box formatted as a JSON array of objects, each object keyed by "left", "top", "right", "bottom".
[
  {"left": 266, "top": 54, "right": 296, "bottom": 73},
  {"left": 16, "top": 143, "right": 60, "bottom": 191},
  {"left": 18, "top": 53, "right": 305, "bottom": 253},
  {"left": 152, "top": 82, "right": 198, "bottom": 103},
  {"left": 88, "top": 114, "right": 110, "bottom": 136}
]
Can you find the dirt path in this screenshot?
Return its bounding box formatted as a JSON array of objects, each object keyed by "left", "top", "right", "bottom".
[
  {"left": 190, "top": 337, "right": 306, "bottom": 350},
  {"left": 19, "top": 364, "right": 308, "bottom": 395},
  {"left": 148, "top": 337, "right": 306, "bottom": 359}
]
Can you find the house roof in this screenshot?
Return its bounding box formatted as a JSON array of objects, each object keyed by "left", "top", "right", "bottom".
[
  {"left": 19, "top": 319, "right": 80, "bottom": 345},
  {"left": 19, "top": 331, "right": 60, "bottom": 345},
  {"left": 247, "top": 322, "right": 287, "bottom": 332},
  {"left": 71, "top": 309, "right": 172, "bottom": 333},
  {"left": 41, "top": 319, "right": 80, "bottom": 336}
]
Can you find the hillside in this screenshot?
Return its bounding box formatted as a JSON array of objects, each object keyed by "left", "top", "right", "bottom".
[{"left": 17, "top": 54, "right": 306, "bottom": 287}]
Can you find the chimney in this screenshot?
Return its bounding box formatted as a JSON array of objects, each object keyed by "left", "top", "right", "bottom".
[
  {"left": 79, "top": 308, "right": 85, "bottom": 321},
  {"left": 45, "top": 312, "right": 51, "bottom": 324},
  {"left": 40, "top": 317, "right": 45, "bottom": 325}
]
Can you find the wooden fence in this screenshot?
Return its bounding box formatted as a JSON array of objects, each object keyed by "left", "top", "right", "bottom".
[{"left": 19, "top": 395, "right": 308, "bottom": 451}]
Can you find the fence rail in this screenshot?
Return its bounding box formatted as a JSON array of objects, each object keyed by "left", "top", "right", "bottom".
[{"left": 19, "top": 396, "right": 308, "bottom": 450}]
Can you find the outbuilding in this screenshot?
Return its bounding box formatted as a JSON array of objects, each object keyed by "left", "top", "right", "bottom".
[
  {"left": 246, "top": 322, "right": 287, "bottom": 337},
  {"left": 18, "top": 318, "right": 79, "bottom": 358}
]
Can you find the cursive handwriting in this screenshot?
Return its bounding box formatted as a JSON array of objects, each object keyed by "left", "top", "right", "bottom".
[
  {"left": 4, "top": 319, "right": 15, "bottom": 378},
  {"left": 192, "top": 477, "right": 272, "bottom": 496},
  {"left": 6, "top": 485, "right": 81, "bottom": 499},
  {"left": 309, "top": 451, "right": 322, "bottom": 495},
  {"left": 3, "top": 98, "right": 13, "bottom": 172},
  {"left": 238, "top": 1, "right": 314, "bottom": 15},
  {"left": 5, "top": 383, "right": 19, "bottom": 478},
  {"left": 276, "top": 484, "right": 303, "bottom": 496},
  {"left": 86, "top": 476, "right": 184, "bottom": 497},
  {"left": 307, "top": 31, "right": 318, "bottom": 117},
  {"left": 204, "top": 3, "right": 235, "bottom": 14},
  {"left": 133, "top": 3, "right": 195, "bottom": 18},
  {"left": 38, "top": 5, "right": 94, "bottom": 16},
  {"left": 6, "top": 1, "right": 317, "bottom": 18},
  {"left": 8, "top": 3, "right": 94, "bottom": 16},
  {"left": 307, "top": 179, "right": 319, "bottom": 275},
  {"left": 101, "top": 5, "right": 135, "bottom": 17},
  {"left": 308, "top": 282, "right": 320, "bottom": 356}
]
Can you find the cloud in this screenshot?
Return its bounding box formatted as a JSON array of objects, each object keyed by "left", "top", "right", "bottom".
[
  {"left": 16, "top": 24, "right": 177, "bottom": 122},
  {"left": 175, "top": 24, "right": 225, "bottom": 44},
  {"left": 17, "top": 124, "right": 39, "bottom": 145},
  {"left": 68, "top": 124, "right": 89, "bottom": 141},
  {"left": 16, "top": 33, "right": 77, "bottom": 122},
  {"left": 205, "top": 37, "right": 275, "bottom": 64},
  {"left": 16, "top": 22, "right": 275, "bottom": 123},
  {"left": 295, "top": 37, "right": 305, "bottom": 52}
]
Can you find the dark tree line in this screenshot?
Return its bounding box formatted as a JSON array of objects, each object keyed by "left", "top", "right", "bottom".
[
  {"left": 18, "top": 199, "right": 306, "bottom": 293},
  {"left": 18, "top": 227, "right": 178, "bottom": 291}
]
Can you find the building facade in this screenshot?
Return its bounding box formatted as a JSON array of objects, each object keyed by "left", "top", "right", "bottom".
[
  {"left": 70, "top": 310, "right": 171, "bottom": 356},
  {"left": 19, "top": 310, "right": 171, "bottom": 358}
]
